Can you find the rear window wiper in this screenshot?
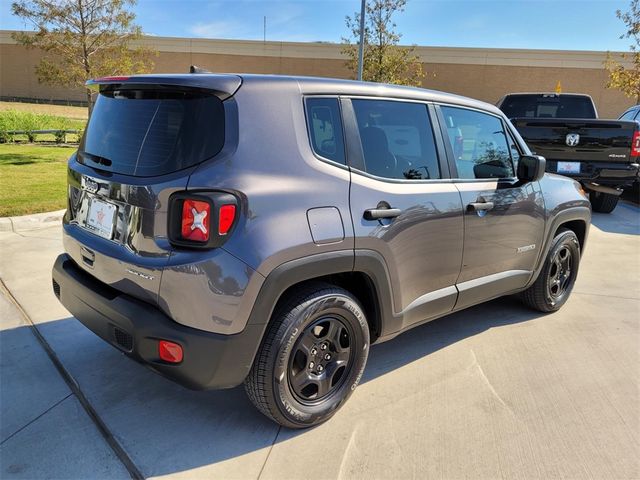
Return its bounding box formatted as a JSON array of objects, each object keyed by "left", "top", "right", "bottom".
[{"left": 78, "top": 151, "right": 113, "bottom": 167}]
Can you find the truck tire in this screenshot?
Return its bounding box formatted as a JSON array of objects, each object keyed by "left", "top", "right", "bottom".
[
  {"left": 244, "top": 283, "right": 370, "bottom": 428},
  {"left": 521, "top": 229, "right": 580, "bottom": 313},
  {"left": 589, "top": 191, "right": 619, "bottom": 213}
]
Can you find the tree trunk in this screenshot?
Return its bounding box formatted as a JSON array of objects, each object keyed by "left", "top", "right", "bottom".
[{"left": 86, "top": 88, "right": 93, "bottom": 118}]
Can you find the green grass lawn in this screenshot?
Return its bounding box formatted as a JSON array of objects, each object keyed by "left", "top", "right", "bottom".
[{"left": 0, "top": 144, "right": 75, "bottom": 217}]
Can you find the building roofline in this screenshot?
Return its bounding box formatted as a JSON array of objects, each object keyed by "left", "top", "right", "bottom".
[{"left": 0, "top": 29, "right": 633, "bottom": 69}]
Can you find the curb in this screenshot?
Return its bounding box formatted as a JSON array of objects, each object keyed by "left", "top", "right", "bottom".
[{"left": 0, "top": 209, "right": 65, "bottom": 233}]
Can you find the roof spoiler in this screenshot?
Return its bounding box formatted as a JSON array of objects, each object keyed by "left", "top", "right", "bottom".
[{"left": 85, "top": 73, "right": 242, "bottom": 100}]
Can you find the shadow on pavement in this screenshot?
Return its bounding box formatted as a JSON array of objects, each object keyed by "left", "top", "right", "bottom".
[
  {"left": 2, "top": 295, "right": 545, "bottom": 477},
  {"left": 590, "top": 203, "right": 640, "bottom": 236}
]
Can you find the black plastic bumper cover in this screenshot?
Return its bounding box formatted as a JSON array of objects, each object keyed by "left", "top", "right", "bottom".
[{"left": 52, "top": 254, "right": 264, "bottom": 390}]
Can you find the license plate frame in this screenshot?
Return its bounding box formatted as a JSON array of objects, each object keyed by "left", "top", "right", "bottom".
[
  {"left": 85, "top": 197, "right": 117, "bottom": 240},
  {"left": 557, "top": 161, "right": 581, "bottom": 174}
]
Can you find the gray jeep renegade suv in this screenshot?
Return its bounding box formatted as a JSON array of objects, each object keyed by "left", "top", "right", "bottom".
[{"left": 52, "top": 73, "right": 591, "bottom": 428}]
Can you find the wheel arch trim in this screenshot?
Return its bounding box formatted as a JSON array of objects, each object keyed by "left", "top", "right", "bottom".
[
  {"left": 527, "top": 206, "right": 590, "bottom": 288},
  {"left": 243, "top": 249, "right": 395, "bottom": 359}
]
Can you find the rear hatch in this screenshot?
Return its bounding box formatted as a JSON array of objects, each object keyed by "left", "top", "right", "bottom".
[{"left": 64, "top": 74, "right": 241, "bottom": 304}]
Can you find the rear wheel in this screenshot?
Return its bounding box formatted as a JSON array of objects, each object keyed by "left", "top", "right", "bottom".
[
  {"left": 244, "top": 283, "right": 369, "bottom": 428},
  {"left": 589, "top": 191, "right": 619, "bottom": 213},
  {"left": 521, "top": 229, "right": 580, "bottom": 312}
]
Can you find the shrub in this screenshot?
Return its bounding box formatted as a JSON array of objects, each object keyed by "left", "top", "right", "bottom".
[{"left": 0, "top": 109, "right": 84, "bottom": 143}]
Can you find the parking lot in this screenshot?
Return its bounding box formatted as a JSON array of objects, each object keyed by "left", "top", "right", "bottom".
[{"left": 1, "top": 203, "right": 639, "bottom": 479}]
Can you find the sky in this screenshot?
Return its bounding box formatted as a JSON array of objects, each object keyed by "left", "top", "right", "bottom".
[{"left": 0, "top": 0, "right": 633, "bottom": 52}]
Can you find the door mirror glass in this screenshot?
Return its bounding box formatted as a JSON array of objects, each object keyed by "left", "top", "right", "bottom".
[{"left": 517, "top": 155, "right": 546, "bottom": 183}]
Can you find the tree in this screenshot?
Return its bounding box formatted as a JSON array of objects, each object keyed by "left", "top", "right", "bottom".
[
  {"left": 11, "top": 0, "right": 157, "bottom": 114},
  {"left": 605, "top": 0, "right": 640, "bottom": 102},
  {"left": 342, "top": 0, "right": 425, "bottom": 87}
]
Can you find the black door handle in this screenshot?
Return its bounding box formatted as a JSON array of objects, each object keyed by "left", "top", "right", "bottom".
[
  {"left": 364, "top": 207, "right": 402, "bottom": 220},
  {"left": 467, "top": 201, "right": 495, "bottom": 212}
]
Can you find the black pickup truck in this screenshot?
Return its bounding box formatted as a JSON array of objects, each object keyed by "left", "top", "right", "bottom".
[{"left": 497, "top": 93, "right": 640, "bottom": 212}]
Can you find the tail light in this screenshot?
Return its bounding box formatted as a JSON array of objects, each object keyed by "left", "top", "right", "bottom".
[
  {"left": 181, "top": 199, "right": 211, "bottom": 242},
  {"left": 218, "top": 204, "right": 236, "bottom": 235},
  {"left": 168, "top": 192, "right": 238, "bottom": 248},
  {"left": 632, "top": 130, "right": 640, "bottom": 157}
]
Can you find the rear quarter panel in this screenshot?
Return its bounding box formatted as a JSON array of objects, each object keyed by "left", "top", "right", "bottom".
[{"left": 186, "top": 77, "right": 355, "bottom": 276}]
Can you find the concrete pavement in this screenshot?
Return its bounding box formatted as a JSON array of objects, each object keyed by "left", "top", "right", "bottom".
[{"left": 0, "top": 204, "right": 639, "bottom": 479}]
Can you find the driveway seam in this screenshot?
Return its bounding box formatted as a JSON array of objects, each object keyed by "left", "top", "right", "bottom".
[
  {"left": 573, "top": 291, "right": 640, "bottom": 301},
  {"left": 0, "top": 279, "right": 145, "bottom": 480},
  {"left": 1, "top": 393, "right": 73, "bottom": 446},
  {"left": 256, "top": 425, "right": 281, "bottom": 480}
]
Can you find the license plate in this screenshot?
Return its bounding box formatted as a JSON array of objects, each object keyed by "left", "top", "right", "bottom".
[
  {"left": 557, "top": 161, "right": 580, "bottom": 174},
  {"left": 85, "top": 198, "right": 117, "bottom": 239}
]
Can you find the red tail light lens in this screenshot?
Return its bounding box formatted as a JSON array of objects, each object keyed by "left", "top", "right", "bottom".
[
  {"left": 158, "top": 340, "right": 183, "bottom": 363},
  {"left": 181, "top": 199, "right": 210, "bottom": 242},
  {"left": 169, "top": 192, "right": 238, "bottom": 249},
  {"left": 632, "top": 130, "right": 640, "bottom": 157},
  {"left": 218, "top": 205, "right": 236, "bottom": 235}
]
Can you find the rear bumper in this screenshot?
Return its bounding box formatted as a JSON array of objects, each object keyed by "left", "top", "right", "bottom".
[
  {"left": 51, "top": 254, "right": 264, "bottom": 390},
  {"left": 545, "top": 160, "right": 640, "bottom": 187}
]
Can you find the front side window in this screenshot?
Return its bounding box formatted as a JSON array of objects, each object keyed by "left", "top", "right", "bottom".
[
  {"left": 305, "top": 98, "right": 346, "bottom": 165},
  {"left": 352, "top": 99, "right": 440, "bottom": 180},
  {"left": 441, "top": 106, "right": 515, "bottom": 179}
]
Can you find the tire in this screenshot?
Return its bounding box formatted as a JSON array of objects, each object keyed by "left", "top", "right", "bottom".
[
  {"left": 244, "top": 283, "right": 370, "bottom": 429},
  {"left": 521, "top": 229, "right": 580, "bottom": 313},
  {"left": 589, "top": 191, "right": 619, "bottom": 213}
]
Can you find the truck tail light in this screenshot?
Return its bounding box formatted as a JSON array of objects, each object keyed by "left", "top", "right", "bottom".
[
  {"left": 168, "top": 192, "right": 238, "bottom": 249},
  {"left": 632, "top": 130, "right": 640, "bottom": 157}
]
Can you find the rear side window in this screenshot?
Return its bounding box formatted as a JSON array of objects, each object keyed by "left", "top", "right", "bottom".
[
  {"left": 305, "top": 98, "right": 346, "bottom": 165},
  {"left": 499, "top": 94, "right": 596, "bottom": 119},
  {"left": 441, "top": 106, "right": 515, "bottom": 179},
  {"left": 352, "top": 99, "right": 440, "bottom": 180},
  {"left": 79, "top": 87, "right": 225, "bottom": 177}
]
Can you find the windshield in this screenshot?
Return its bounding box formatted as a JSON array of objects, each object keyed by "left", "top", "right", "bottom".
[
  {"left": 499, "top": 94, "right": 596, "bottom": 119},
  {"left": 79, "top": 86, "right": 225, "bottom": 177}
]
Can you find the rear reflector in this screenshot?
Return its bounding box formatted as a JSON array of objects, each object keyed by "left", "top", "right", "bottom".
[
  {"left": 218, "top": 204, "right": 236, "bottom": 235},
  {"left": 181, "top": 199, "right": 210, "bottom": 242},
  {"left": 158, "top": 340, "right": 183, "bottom": 363},
  {"left": 632, "top": 130, "right": 640, "bottom": 157}
]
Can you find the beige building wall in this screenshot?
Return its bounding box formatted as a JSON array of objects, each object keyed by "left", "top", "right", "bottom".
[{"left": 0, "top": 30, "right": 634, "bottom": 118}]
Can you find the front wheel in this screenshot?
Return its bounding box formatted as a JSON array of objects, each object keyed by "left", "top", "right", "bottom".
[
  {"left": 244, "top": 283, "right": 370, "bottom": 428},
  {"left": 590, "top": 191, "right": 619, "bottom": 213},
  {"left": 521, "top": 229, "right": 580, "bottom": 312}
]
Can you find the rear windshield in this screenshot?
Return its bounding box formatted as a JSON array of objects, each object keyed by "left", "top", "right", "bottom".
[
  {"left": 499, "top": 94, "right": 596, "bottom": 119},
  {"left": 79, "top": 86, "right": 225, "bottom": 177}
]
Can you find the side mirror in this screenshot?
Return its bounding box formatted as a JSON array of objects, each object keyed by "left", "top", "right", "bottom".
[{"left": 517, "top": 155, "right": 546, "bottom": 183}]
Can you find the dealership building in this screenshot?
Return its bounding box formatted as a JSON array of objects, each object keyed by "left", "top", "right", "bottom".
[{"left": 0, "top": 30, "right": 634, "bottom": 118}]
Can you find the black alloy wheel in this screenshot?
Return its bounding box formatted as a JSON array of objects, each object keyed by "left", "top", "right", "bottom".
[
  {"left": 546, "top": 244, "right": 574, "bottom": 305},
  {"left": 244, "top": 283, "right": 370, "bottom": 429},
  {"left": 521, "top": 228, "right": 581, "bottom": 313},
  {"left": 288, "top": 316, "right": 354, "bottom": 403}
]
